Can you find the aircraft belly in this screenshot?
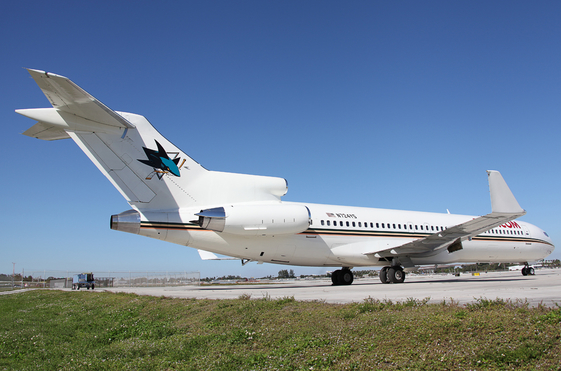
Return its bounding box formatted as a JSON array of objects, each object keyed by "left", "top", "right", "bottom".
[
  {"left": 409, "top": 240, "right": 552, "bottom": 265},
  {"left": 188, "top": 232, "right": 333, "bottom": 266}
]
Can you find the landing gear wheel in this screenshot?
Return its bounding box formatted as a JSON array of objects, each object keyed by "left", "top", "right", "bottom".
[
  {"left": 379, "top": 267, "right": 390, "bottom": 284},
  {"left": 528, "top": 267, "right": 535, "bottom": 275},
  {"left": 332, "top": 269, "right": 354, "bottom": 285},
  {"left": 331, "top": 270, "right": 341, "bottom": 285},
  {"left": 92, "top": 284, "right": 95, "bottom": 290},
  {"left": 341, "top": 270, "right": 354, "bottom": 285},
  {"left": 521, "top": 267, "right": 528, "bottom": 276},
  {"left": 388, "top": 267, "right": 406, "bottom": 283}
]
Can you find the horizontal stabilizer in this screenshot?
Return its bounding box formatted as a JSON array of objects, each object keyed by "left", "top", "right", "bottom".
[
  {"left": 22, "top": 122, "right": 70, "bottom": 140},
  {"left": 23, "top": 69, "right": 134, "bottom": 131}
]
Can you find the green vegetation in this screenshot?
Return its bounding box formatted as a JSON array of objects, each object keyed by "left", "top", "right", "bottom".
[
  {"left": 278, "top": 269, "right": 296, "bottom": 279},
  {"left": 1, "top": 291, "right": 560, "bottom": 370}
]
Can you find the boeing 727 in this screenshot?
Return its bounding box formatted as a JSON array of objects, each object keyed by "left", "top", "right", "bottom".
[{"left": 17, "top": 70, "right": 555, "bottom": 285}]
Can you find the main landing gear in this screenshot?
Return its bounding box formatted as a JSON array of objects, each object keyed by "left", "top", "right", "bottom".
[
  {"left": 379, "top": 266, "right": 406, "bottom": 284},
  {"left": 331, "top": 265, "right": 407, "bottom": 285},
  {"left": 331, "top": 268, "right": 354, "bottom": 286}
]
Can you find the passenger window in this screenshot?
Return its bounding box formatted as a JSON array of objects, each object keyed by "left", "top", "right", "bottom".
[
  {"left": 352, "top": 222, "right": 356, "bottom": 227},
  {"left": 382, "top": 223, "right": 385, "bottom": 228},
  {"left": 398, "top": 224, "right": 401, "bottom": 229},
  {"left": 346, "top": 221, "right": 349, "bottom": 227},
  {"left": 393, "top": 224, "right": 396, "bottom": 229},
  {"left": 327, "top": 220, "right": 330, "bottom": 226},
  {"left": 415, "top": 225, "right": 418, "bottom": 230},
  {"left": 376, "top": 223, "right": 379, "bottom": 228},
  {"left": 321, "top": 220, "right": 325, "bottom": 226}
]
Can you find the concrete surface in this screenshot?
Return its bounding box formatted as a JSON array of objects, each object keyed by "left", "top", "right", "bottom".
[{"left": 95, "top": 270, "right": 561, "bottom": 307}]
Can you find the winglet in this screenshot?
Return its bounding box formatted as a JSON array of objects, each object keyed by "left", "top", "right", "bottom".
[{"left": 487, "top": 170, "right": 525, "bottom": 214}]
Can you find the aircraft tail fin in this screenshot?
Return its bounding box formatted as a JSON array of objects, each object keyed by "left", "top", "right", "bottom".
[{"left": 18, "top": 70, "right": 288, "bottom": 211}]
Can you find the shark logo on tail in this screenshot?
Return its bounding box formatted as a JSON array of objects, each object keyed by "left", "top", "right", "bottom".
[{"left": 138, "top": 140, "right": 183, "bottom": 179}]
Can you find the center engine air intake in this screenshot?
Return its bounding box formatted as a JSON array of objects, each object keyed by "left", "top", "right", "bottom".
[{"left": 195, "top": 204, "right": 311, "bottom": 236}]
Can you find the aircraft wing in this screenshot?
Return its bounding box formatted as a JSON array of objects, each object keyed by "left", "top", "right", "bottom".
[
  {"left": 364, "top": 170, "right": 526, "bottom": 259},
  {"left": 20, "top": 69, "right": 134, "bottom": 130}
]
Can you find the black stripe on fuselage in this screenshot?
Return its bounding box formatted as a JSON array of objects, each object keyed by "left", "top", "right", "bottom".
[{"left": 138, "top": 222, "right": 552, "bottom": 246}]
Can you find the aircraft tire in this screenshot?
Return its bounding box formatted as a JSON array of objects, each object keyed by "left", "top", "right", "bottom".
[
  {"left": 521, "top": 267, "right": 528, "bottom": 276},
  {"left": 528, "top": 267, "right": 535, "bottom": 275},
  {"left": 331, "top": 270, "right": 341, "bottom": 285},
  {"left": 389, "top": 267, "right": 406, "bottom": 283},
  {"left": 379, "top": 267, "right": 390, "bottom": 284},
  {"left": 341, "top": 269, "right": 354, "bottom": 285}
]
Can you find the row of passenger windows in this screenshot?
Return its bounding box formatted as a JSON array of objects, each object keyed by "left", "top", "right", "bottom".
[
  {"left": 320, "top": 220, "right": 446, "bottom": 231},
  {"left": 485, "top": 228, "right": 524, "bottom": 236},
  {"left": 318, "top": 220, "right": 525, "bottom": 236}
]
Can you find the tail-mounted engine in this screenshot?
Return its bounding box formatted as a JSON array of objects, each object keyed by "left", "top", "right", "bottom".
[
  {"left": 110, "top": 209, "right": 141, "bottom": 234},
  {"left": 195, "top": 204, "right": 311, "bottom": 236}
]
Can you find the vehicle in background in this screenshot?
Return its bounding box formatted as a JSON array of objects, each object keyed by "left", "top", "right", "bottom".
[{"left": 72, "top": 273, "right": 95, "bottom": 290}]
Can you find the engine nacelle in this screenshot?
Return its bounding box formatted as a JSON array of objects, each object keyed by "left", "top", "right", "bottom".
[
  {"left": 110, "top": 209, "right": 140, "bottom": 234},
  {"left": 196, "top": 204, "right": 311, "bottom": 236}
]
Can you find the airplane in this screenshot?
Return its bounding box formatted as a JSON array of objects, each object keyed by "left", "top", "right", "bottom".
[{"left": 17, "top": 69, "right": 555, "bottom": 285}]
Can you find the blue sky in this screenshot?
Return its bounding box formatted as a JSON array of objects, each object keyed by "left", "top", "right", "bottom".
[{"left": 2, "top": 1, "right": 560, "bottom": 278}]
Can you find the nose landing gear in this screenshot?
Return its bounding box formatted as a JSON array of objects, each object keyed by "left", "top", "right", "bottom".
[{"left": 521, "top": 265, "right": 535, "bottom": 276}]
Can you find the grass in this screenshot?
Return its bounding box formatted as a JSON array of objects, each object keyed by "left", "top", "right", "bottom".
[{"left": 1, "top": 291, "right": 560, "bottom": 370}]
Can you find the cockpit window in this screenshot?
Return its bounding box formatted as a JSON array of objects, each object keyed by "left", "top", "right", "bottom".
[{"left": 544, "top": 231, "right": 549, "bottom": 237}]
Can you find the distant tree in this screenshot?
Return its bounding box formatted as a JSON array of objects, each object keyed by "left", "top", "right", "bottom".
[
  {"left": 216, "top": 275, "right": 243, "bottom": 280},
  {"left": 278, "top": 269, "right": 289, "bottom": 279},
  {"left": 289, "top": 269, "right": 295, "bottom": 278}
]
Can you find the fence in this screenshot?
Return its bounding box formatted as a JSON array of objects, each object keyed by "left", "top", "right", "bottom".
[{"left": 10, "top": 271, "right": 200, "bottom": 289}]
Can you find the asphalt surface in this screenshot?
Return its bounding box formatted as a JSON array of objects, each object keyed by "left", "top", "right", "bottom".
[{"left": 95, "top": 269, "right": 561, "bottom": 307}]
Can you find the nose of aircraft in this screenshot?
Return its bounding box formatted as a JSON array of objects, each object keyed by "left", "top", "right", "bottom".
[{"left": 539, "top": 229, "right": 555, "bottom": 257}]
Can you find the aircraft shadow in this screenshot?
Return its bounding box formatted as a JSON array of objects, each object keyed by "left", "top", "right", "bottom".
[{"left": 198, "top": 276, "right": 530, "bottom": 290}]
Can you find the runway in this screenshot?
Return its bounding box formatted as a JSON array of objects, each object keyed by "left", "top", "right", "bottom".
[{"left": 100, "top": 269, "right": 561, "bottom": 307}]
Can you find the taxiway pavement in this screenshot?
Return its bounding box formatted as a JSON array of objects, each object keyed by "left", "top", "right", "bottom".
[{"left": 99, "top": 270, "right": 561, "bottom": 307}]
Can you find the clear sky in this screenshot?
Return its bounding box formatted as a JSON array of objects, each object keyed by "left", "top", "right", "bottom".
[{"left": 2, "top": 1, "right": 560, "bottom": 278}]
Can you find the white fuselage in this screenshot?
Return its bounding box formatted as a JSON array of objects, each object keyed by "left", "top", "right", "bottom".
[{"left": 138, "top": 202, "right": 554, "bottom": 268}]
